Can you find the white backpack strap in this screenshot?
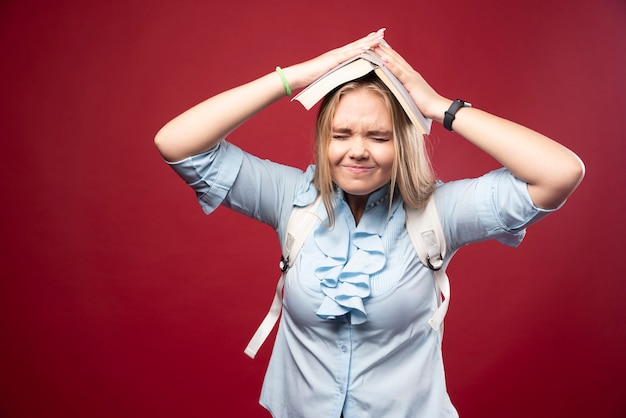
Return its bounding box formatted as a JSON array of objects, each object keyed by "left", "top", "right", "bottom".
[
  {"left": 404, "top": 195, "right": 449, "bottom": 331},
  {"left": 244, "top": 274, "right": 286, "bottom": 358},
  {"left": 244, "top": 196, "right": 322, "bottom": 359}
]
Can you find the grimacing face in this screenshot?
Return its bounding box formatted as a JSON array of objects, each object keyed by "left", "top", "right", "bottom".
[{"left": 328, "top": 88, "right": 395, "bottom": 207}]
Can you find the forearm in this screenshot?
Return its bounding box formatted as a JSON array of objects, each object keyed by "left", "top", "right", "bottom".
[
  {"left": 155, "top": 30, "right": 389, "bottom": 162},
  {"left": 439, "top": 103, "right": 585, "bottom": 209},
  {"left": 374, "top": 41, "right": 584, "bottom": 209},
  {"left": 154, "top": 71, "right": 287, "bottom": 162}
]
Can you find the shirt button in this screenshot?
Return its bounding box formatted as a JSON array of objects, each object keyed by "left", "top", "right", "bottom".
[{"left": 341, "top": 345, "right": 348, "bottom": 353}]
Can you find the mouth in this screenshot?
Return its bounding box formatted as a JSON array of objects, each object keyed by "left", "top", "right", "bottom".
[{"left": 343, "top": 165, "right": 374, "bottom": 174}]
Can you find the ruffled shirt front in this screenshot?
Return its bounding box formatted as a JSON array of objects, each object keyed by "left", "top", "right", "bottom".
[
  {"left": 166, "top": 141, "right": 557, "bottom": 418},
  {"left": 313, "top": 187, "right": 392, "bottom": 324}
]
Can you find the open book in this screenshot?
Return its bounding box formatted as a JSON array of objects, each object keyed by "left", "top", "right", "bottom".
[{"left": 293, "top": 50, "right": 432, "bottom": 135}]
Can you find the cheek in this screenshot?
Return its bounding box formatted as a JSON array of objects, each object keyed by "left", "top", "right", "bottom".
[
  {"left": 327, "top": 142, "right": 345, "bottom": 165},
  {"left": 377, "top": 145, "right": 396, "bottom": 171}
]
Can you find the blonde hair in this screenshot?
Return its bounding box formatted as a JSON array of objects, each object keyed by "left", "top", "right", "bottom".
[{"left": 313, "top": 74, "right": 436, "bottom": 225}]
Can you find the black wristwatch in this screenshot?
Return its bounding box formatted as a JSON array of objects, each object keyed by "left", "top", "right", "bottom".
[{"left": 443, "top": 99, "right": 472, "bottom": 132}]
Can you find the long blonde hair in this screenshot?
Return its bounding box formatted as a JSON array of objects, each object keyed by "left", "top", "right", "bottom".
[{"left": 313, "top": 73, "right": 436, "bottom": 225}]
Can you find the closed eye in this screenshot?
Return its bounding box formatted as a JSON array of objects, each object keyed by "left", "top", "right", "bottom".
[{"left": 368, "top": 130, "right": 392, "bottom": 142}]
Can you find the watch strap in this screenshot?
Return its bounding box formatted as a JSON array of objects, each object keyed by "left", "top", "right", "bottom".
[{"left": 443, "top": 99, "right": 471, "bottom": 131}]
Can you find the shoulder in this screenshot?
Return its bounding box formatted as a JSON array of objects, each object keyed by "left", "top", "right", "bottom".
[
  {"left": 433, "top": 167, "right": 526, "bottom": 206},
  {"left": 433, "top": 168, "right": 539, "bottom": 249}
]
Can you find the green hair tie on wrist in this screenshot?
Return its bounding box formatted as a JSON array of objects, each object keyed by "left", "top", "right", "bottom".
[{"left": 275, "top": 66, "right": 292, "bottom": 97}]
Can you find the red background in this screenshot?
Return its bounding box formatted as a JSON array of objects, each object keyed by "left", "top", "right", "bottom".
[{"left": 1, "top": 0, "right": 625, "bottom": 417}]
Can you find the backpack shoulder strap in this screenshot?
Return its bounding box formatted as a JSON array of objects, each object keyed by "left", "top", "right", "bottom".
[
  {"left": 404, "top": 194, "right": 450, "bottom": 331},
  {"left": 245, "top": 193, "right": 450, "bottom": 358},
  {"left": 244, "top": 196, "right": 322, "bottom": 359}
]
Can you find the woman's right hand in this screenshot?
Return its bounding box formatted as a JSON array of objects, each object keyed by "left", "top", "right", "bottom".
[
  {"left": 155, "top": 29, "right": 388, "bottom": 162},
  {"left": 282, "top": 28, "right": 387, "bottom": 92}
]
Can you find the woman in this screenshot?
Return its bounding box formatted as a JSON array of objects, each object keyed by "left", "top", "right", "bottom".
[{"left": 155, "top": 29, "right": 584, "bottom": 417}]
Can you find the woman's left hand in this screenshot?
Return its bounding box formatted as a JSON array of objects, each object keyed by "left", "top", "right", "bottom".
[{"left": 373, "top": 42, "right": 452, "bottom": 122}]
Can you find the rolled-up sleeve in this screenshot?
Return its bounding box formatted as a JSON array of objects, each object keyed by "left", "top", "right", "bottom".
[
  {"left": 166, "top": 141, "right": 244, "bottom": 215},
  {"left": 437, "top": 168, "right": 560, "bottom": 251},
  {"left": 165, "top": 141, "right": 315, "bottom": 236}
]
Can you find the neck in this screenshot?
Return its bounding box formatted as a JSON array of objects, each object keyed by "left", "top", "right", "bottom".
[{"left": 345, "top": 193, "right": 369, "bottom": 225}]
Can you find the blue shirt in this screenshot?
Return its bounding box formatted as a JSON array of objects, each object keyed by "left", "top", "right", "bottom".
[{"left": 168, "top": 141, "right": 556, "bottom": 418}]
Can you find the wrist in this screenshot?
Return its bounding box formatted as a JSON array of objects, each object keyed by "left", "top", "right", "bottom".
[
  {"left": 426, "top": 98, "right": 454, "bottom": 123},
  {"left": 275, "top": 66, "right": 292, "bottom": 97},
  {"left": 443, "top": 99, "right": 472, "bottom": 131}
]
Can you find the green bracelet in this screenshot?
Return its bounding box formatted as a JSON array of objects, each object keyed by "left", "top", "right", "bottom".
[{"left": 275, "top": 66, "right": 292, "bottom": 97}]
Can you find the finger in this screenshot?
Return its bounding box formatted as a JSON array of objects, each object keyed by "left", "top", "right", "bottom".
[
  {"left": 365, "top": 28, "right": 386, "bottom": 37},
  {"left": 333, "top": 28, "right": 387, "bottom": 62},
  {"left": 375, "top": 42, "right": 407, "bottom": 66},
  {"left": 356, "top": 28, "right": 386, "bottom": 48},
  {"left": 379, "top": 38, "right": 392, "bottom": 49}
]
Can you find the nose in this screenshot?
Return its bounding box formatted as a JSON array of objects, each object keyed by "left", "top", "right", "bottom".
[{"left": 347, "top": 137, "right": 369, "bottom": 160}]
